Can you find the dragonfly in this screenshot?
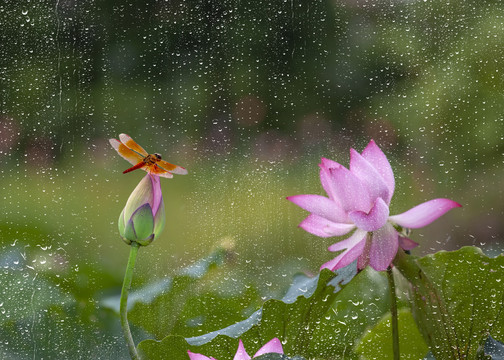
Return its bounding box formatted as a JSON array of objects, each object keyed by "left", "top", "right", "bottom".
[{"left": 109, "top": 134, "right": 188, "bottom": 178}]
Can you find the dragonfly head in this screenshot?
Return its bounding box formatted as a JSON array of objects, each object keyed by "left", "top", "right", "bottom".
[{"left": 154, "top": 153, "right": 162, "bottom": 160}]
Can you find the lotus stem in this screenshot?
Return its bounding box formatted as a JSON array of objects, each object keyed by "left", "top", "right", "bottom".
[
  {"left": 387, "top": 266, "right": 400, "bottom": 360},
  {"left": 120, "top": 241, "right": 140, "bottom": 360}
]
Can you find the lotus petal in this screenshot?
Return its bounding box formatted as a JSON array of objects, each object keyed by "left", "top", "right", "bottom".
[
  {"left": 357, "top": 237, "right": 372, "bottom": 270},
  {"left": 348, "top": 197, "right": 389, "bottom": 232},
  {"left": 389, "top": 198, "right": 462, "bottom": 229},
  {"left": 350, "top": 148, "right": 391, "bottom": 204},
  {"left": 287, "top": 194, "right": 348, "bottom": 223},
  {"left": 299, "top": 214, "right": 355, "bottom": 238},
  {"left": 253, "top": 338, "right": 284, "bottom": 357},
  {"left": 361, "top": 140, "right": 395, "bottom": 197},
  {"left": 398, "top": 236, "right": 419, "bottom": 251},
  {"left": 130, "top": 203, "right": 154, "bottom": 241},
  {"left": 319, "top": 158, "right": 342, "bottom": 203},
  {"left": 187, "top": 351, "right": 216, "bottom": 360},
  {"left": 368, "top": 223, "right": 398, "bottom": 271},
  {"left": 233, "top": 340, "right": 251, "bottom": 360},
  {"left": 329, "top": 166, "right": 372, "bottom": 213},
  {"left": 321, "top": 230, "right": 367, "bottom": 270}
]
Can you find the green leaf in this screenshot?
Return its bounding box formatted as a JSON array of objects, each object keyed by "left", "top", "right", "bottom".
[
  {"left": 255, "top": 355, "right": 307, "bottom": 360},
  {"left": 356, "top": 308, "right": 429, "bottom": 359},
  {"left": 137, "top": 336, "right": 308, "bottom": 360},
  {"left": 137, "top": 335, "right": 190, "bottom": 360},
  {"left": 186, "top": 266, "right": 354, "bottom": 346},
  {"left": 101, "top": 246, "right": 233, "bottom": 338},
  {"left": 137, "top": 264, "right": 391, "bottom": 359},
  {"left": 308, "top": 267, "right": 390, "bottom": 358},
  {"left": 137, "top": 269, "right": 342, "bottom": 359},
  {"left": 173, "top": 288, "right": 260, "bottom": 337},
  {"left": 394, "top": 247, "right": 504, "bottom": 360}
]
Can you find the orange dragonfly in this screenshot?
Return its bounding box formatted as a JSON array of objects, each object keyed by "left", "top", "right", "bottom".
[{"left": 109, "top": 134, "right": 188, "bottom": 178}]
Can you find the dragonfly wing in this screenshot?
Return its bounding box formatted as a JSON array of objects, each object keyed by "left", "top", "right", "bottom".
[
  {"left": 109, "top": 138, "right": 144, "bottom": 166},
  {"left": 149, "top": 164, "right": 174, "bottom": 178},
  {"left": 119, "top": 134, "right": 149, "bottom": 157},
  {"left": 157, "top": 160, "right": 188, "bottom": 175}
]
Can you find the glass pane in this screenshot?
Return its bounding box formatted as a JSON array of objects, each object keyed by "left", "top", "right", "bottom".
[{"left": 1, "top": 0, "right": 502, "bottom": 358}]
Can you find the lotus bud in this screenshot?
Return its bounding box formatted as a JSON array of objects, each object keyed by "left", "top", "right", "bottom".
[{"left": 118, "top": 174, "right": 165, "bottom": 246}]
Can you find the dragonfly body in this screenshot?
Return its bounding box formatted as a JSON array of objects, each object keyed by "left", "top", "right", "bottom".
[{"left": 123, "top": 153, "right": 162, "bottom": 174}]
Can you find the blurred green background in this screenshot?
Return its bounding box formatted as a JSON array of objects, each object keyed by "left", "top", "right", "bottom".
[{"left": 0, "top": 0, "right": 503, "bottom": 358}]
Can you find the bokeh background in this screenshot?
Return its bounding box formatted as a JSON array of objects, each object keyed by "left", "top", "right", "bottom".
[{"left": 1, "top": 0, "right": 503, "bottom": 358}]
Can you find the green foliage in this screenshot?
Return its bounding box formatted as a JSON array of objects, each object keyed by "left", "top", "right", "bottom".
[
  {"left": 136, "top": 269, "right": 338, "bottom": 358},
  {"left": 356, "top": 308, "right": 429, "bottom": 360},
  {"left": 132, "top": 246, "right": 504, "bottom": 360},
  {"left": 136, "top": 265, "right": 393, "bottom": 359},
  {"left": 137, "top": 335, "right": 189, "bottom": 360},
  {"left": 3, "top": 228, "right": 504, "bottom": 360},
  {"left": 307, "top": 267, "right": 391, "bottom": 359},
  {"left": 136, "top": 269, "right": 342, "bottom": 359},
  {"left": 137, "top": 336, "right": 308, "bottom": 360},
  {"left": 254, "top": 356, "right": 307, "bottom": 360},
  {"left": 394, "top": 247, "right": 504, "bottom": 360},
  {"left": 101, "top": 246, "right": 249, "bottom": 339},
  {"left": 0, "top": 240, "right": 128, "bottom": 358}
]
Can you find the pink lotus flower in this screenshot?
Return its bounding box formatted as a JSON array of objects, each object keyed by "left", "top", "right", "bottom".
[
  {"left": 287, "top": 140, "right": 461, "bottom": 272},
  {"left": 187, "top": 338, "right": 283, "bottom": 360}
]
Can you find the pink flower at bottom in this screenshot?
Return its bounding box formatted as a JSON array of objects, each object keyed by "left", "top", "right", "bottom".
[
  {"left": 188, "top": 338, "right": 283, "bottom": 360},
  {"left": 287, "top": 140, "right": 461, "bottom": 272}
]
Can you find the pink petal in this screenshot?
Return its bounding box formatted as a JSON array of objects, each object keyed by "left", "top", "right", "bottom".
[
  {"left": 357, "top": 237, "right": 372, "bottom": 270},
  {"left": 187, "top": 351, "right": 215, "bottom": 360},
  {"left": 348, "top": 197, "right": 389, "bottom": 232},
  {"left": 398, "top": 236, "right": 419, "bottom": 251},
  {"left": 253, "top": 338, "right": 284, "bottom": 357},
  {"left": 388, "top": 198, "right": 462, "bottom": 229},
  {"left": 329, "top": 166, "right": 372, "bottom": 213},
  {"left": 287, "top": 194, "right": 348, "bottom": 223},
  {"left": 368, "top": 223, "right": 399, "bottom": 271},
  {"left": 327, "top": 229, "right": 367, "bottom": 252},
  {"left": 149, "top": 174, "right": 162, "bottom": 215},
  {"left": 321, "top": 230, "right": 368, "bottom": 271},
  {"left": 327, "top": 229, "right": 368, "bottom": 252},
  {"left": 320, "top": 157, "right": 341, "bottom": 169},
  {"left": 319, "top": 158, "right": 342, "bottom": 203},
  {"left": 349, "top": 149, "right": 391, "bottom": 204},
  {"left": 360, "top": 140, "right": 395, "bottom": 198},
  {"left": 233, "top": 340, "right": 251, "bottom": 360},
  {"left": 299, "top": 214, "right": 355, "bottom": 238}
]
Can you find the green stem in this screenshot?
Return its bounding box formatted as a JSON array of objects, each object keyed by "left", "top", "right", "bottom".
[
  {"left": 120, "top": 241, "right": 140, "bottom": 360},
  {"left": 387, "top": 266, "right": 400, "bottom": 360}
]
